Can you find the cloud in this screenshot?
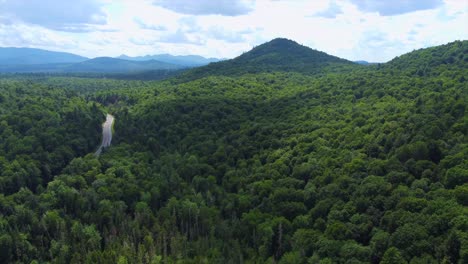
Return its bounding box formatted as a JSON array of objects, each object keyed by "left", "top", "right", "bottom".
[
  {"left": 314, "top": 1, "right": 343, "bottom": 18},
  {"left": 351, "top": 30, "right": 406, "bottom": 62},
  {"left": 350, "top": 0, "right": 444, "bottom": 16},
  {"left": 206, "top": 27, "right": 251, "bottom": 43},
  {"left": 0, "top": 0, "right": 106, "bottom": 32},
  {"left": 0, "top": 0, "right": 465, "bottom": 62},
  {"left": 178, "top": 16, "right": 202, "bottom": 33},
  {"left": 362, "top": 31, "right": 390, "bottom": 48},
  {"left": 0, "top": 23, "right": 78, "bottom": 49},
  {"left": 133, "top": 18, "right": 167, "bottom": 31},
  {"left": 153, "top": 0, "right": 254, "bottom": 16},
  {"left": 159, "top": 30, "right": 205, "bottom": 45},
  {"left": 129, "top": 37, "right": 155, "bottom": 46}
]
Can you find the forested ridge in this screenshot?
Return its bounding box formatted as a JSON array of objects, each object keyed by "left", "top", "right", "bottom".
[{"left": 0, "top": 39, "right": 467, "bottom": 263}]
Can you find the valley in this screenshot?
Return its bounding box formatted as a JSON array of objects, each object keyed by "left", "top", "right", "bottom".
[{"left": 0, "top": 39, "right": 466, "bottom": 263}]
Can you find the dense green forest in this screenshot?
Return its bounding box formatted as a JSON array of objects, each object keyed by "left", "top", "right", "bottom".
[{"left": 0, "top": 39, "right": 467, "bottom": 263}]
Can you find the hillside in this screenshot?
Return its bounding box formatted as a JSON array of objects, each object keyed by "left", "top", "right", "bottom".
[
  {"left": 0, "top": 40, "right": 466, "bottom": 263},
  {"left": 0, "top": 47, "right": 88, "bottom": 64},
  {"left": 385, "top": 40, "right": 468, "bottom": 76},
  {"left": 179, "top": 38, "right": 356, "bottom": 81}
]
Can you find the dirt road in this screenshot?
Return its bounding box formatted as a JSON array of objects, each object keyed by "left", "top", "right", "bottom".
[{"left": 95, "top": 114, "right": 114, "bottom": 156}]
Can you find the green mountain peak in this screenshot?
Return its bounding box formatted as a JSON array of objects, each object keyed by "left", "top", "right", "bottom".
[{"left": 179, "top": 38, "right": 354, "bottom": 81}]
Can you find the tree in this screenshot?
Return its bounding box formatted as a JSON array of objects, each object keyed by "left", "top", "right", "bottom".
[
  {"left": 0, "top": 234, "right": 13, "bottom": 263},
  {"left": 445, "top": 231, "right": 461, "bottom": 264},
  {"left": 381, "top": 247, "right": 407, "bottom": 264},
  {"left": 445, "top": 166, "right": 468, "bottom": 188}
]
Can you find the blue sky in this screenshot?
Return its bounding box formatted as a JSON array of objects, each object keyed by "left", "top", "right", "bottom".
[{"left": 0, "top": 0, "right": 466, "bottom": 62}]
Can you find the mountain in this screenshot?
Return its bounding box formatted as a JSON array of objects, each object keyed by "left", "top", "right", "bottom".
[
  {"left": 65, "top": 57, "right": 183, "bottom": 73},
  {"left": 0, "top": 57, "right": 186, "bottom": 74},
  {"left": 179, "top": 38, "right": 356, "bottom": 80},
  {"left": 0, "top": 48, "right": 188, "bottom": 74},
  {"left": 0, "top": 47, "right": 88, "bottom": 65},
  {"left": 354, "top": 60, "right": 370, "bottom": 65},
  {"left": 118, "top": 54, "right": 222, "bottom": 66},
  {"left": 385, "top": 40, "right": 467, "bottom": 76},
  {"left": 1, "top": 40, "right": 467, "bottom": 263}
]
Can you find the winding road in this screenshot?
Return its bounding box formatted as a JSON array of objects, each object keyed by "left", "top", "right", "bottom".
[{"left": 95, "top": 114, "right": 115, "bottom": 156}]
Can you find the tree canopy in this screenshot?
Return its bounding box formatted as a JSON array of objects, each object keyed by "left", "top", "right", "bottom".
[{"left": 0, "top": 40, "right": 466, "bottom": 263}]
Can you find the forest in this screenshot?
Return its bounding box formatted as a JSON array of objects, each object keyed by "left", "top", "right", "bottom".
[{"left": 0, "top": 39, "right": 467, "bottom": 264}]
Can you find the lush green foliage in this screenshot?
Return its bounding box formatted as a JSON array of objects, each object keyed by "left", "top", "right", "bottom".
[
  {"left": 0, "top": 40, "right": 467, "bottom": 263},
  {"left": 0, "top": 80, "right": 103, "bottom": 194},
  {"left": 385, "top": 40, "right": 467, "bottom": 77}
]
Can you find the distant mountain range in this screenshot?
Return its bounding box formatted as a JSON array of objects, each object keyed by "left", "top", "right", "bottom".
[
  {"left": 0, "top": 47, "right": 88, "bottom": 65},
  {"left": 354, "top": 60, "right": 371, "bottom": 65},
  {"left": 0, "top": 47, "right": 222, "bottom": 73},
  {"left": 117, "top": 54, "right": 222, "bottom": 66},
  {"left": 66, "top": 57, "right": 182, "bottom": 73},
  {"left": 0, "top": 57, "right": 184, "bottom": 73},
  {"left": 0, "top": 43, "right": 390, "bottom": 75}
]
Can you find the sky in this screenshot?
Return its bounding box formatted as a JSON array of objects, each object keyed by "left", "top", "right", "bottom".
[{"left": 0, "top": 0, "right": 466, "bottom": 62}]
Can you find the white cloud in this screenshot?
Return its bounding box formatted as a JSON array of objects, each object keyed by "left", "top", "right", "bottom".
[
  {"left": 314, "top": 1, "right": 343, "bottom": 18},
  {"left": 349, "top": 0, "right": 444, "bottom": 16},
  {"left": 153, "top": 0, "right": 254, "bottom": 16},
  {"left": 0, "top": 0, "right": 466, "bottom": 62},
  {"left": 0, "top": 23, "right": 78, "bottom": 50},
  {"left": 0, "top": 0, "right": 106, "bottom": 32}
]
